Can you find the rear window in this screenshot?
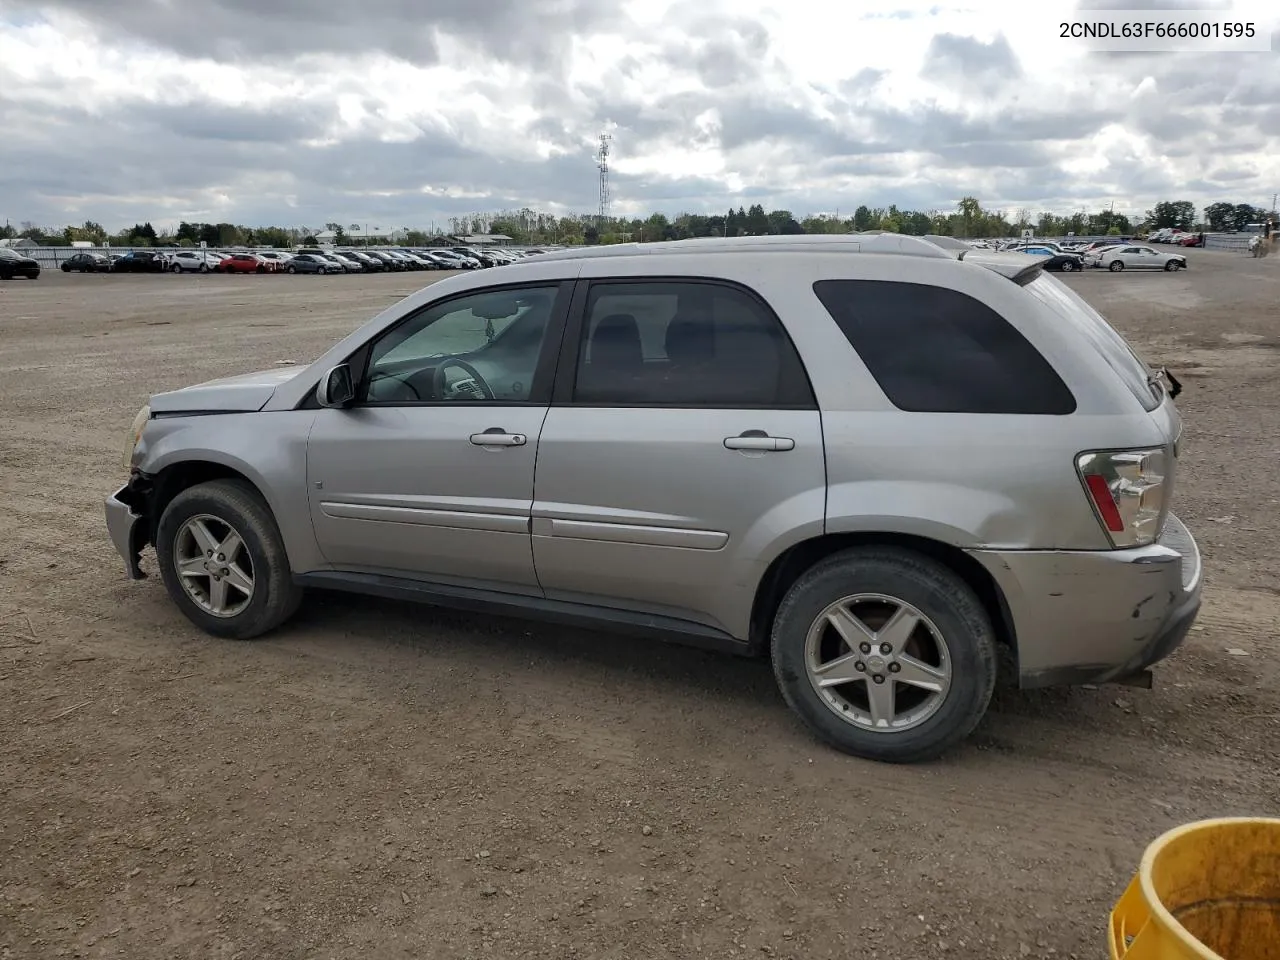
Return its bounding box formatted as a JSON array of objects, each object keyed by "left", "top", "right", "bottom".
[
  {"left": 1022, "top": 273, "right": 1160, "bottom": 412},
  {"left": 812, "top": 279, "right": 1076, "bottom": 415}
]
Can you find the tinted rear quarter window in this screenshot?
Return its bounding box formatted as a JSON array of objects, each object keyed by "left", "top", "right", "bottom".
[{"left": 812, "top": 279, "right": 1076, "bottom": 415}]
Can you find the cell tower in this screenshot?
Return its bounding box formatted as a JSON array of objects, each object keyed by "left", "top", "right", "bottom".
[{"left": 596, "top": 132, "right": 612, "bottom": 227}]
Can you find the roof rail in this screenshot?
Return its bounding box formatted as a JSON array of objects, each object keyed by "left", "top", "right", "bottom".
[{"left": 523, "top": 233, "right": 956, "bottom": 263}]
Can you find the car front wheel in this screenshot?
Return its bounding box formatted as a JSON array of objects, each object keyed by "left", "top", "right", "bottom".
[
  {"left": 1060, "top": 259, "right": 1076, "bottom": 272},
  {"left": 770, "top": 548, "right": 998, "bottom": 763},
  {"left": 155, "top": 479, "right": 303, "bottom": 640},
  {"left": 1165, "top": 260, "right": 1182, "bottom": 271},
  {"left": 1109, "top": 260, "right": 1124, "bottom": 272}
]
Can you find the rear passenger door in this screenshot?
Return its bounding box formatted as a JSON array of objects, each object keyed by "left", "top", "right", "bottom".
[{"left": 530, "top": 278, "right": 826, "bottom": 641}]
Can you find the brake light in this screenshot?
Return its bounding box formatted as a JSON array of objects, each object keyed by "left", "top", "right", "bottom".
[{"left": 1077, "top": 448, "right": 1168, "bottom": 548}]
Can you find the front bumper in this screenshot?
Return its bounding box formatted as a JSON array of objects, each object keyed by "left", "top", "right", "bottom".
[
  {"left": 105, "top": 482, "right": 150, "bottom": 580},
  {"left": 970, "top": 513, "right": 1202, "bottom": 688}
]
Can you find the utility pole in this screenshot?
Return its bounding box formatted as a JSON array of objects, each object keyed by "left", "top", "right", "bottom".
[{"left": 596, "top": 132, "right": 612, "bottom": 230}]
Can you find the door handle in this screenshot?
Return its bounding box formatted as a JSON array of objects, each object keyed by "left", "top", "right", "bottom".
[
  {"left": 724, "top": 432, "right": 795, "bottom": 452},
  {"left": 470, "top": 428, "right": 527, "bottom": 447}
]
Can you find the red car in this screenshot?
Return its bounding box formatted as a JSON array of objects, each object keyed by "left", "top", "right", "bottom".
[
  {"left": 219, "top": 253, "right": 272, "bottom": 274},
  {"left": 1179, "top": 234, "right": 1203, "bottom": 247}
]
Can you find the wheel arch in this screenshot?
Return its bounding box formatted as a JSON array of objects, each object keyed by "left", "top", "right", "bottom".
[
  {"left": 749, "top": 531, "right": 1018, "bottom": 667},
  {"left": 144, "top": 460, "right": 267, "bottom": 546}
]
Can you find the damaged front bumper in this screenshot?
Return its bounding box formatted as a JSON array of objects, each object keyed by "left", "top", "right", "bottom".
[{"left": 104, "top": 475, "right": 151, "bottom": 580}]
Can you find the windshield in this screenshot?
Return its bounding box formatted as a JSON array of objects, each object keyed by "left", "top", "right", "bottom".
[{"left": 1023, "top": 273, "right": 1160, "bottom": 412}]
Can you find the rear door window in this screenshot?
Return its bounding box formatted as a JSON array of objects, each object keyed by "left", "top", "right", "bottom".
[{"left": 812, "top": 279, "right": 1076, "bottom": 415}]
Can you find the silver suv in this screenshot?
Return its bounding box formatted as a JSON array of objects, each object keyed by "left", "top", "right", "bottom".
[{"left": 104, "top": 234, "right": 1201, "bottom": 762}]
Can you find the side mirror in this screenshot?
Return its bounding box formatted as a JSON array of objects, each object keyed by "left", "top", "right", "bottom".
[{"left": 317, "top": 364, "right": 355, "bottom": 408}]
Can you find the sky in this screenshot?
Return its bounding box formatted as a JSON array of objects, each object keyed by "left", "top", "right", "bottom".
[{"left": 1, "top": 0, "right": 1277, "bottom": 232}]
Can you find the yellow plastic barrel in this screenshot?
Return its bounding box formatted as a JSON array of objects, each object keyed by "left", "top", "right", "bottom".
[{"left": 1109, "top": 817, "right": 1280, "bottom": 959}]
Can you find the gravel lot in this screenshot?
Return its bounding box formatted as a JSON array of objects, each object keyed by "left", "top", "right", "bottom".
[{"left": 2, "top": 250, "right": 1277, "bottom": 960}]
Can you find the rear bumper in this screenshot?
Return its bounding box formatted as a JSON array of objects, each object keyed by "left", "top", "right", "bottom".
[
  {"left": 969, "top": 513, "right": 1202, "bottom": 688},
  {"left": 105, "top": 482, "right": 150, "bottom": 580}
]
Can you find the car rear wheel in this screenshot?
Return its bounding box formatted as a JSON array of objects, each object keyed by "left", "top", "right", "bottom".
[
  {"left": 155, "top": 479, "right": 303, "bottom": 640},
  {"left": 172, "top": 263, "right": 182, "bottom": 273},
  {"left": 1109, "top": 260, "right": 1124, "bottom": 272},
  {"left": 770, "top": 547, "right": 998, "bottom": 763}
]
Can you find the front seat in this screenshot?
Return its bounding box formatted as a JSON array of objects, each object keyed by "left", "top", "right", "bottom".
[{"left": 577, "top": 313, "right": 644, "bottom": 402}]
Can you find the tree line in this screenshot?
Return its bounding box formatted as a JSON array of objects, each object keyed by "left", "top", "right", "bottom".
[{"left": 2, "top": 196, "right": 1271, "bottom": 248}]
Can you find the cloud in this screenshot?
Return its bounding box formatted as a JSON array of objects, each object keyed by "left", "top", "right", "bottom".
[{"left": 0, "top": 0, "right": 1278, "bottom": 230}]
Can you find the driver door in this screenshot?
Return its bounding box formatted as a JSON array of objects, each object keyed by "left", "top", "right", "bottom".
[{"left": 305, "top": 282, "right": 573, "bottom": 594}]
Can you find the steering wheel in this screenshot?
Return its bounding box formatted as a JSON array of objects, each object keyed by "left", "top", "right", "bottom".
[{"left": 432, "top": 357, "right": 495, "bottom": 400}]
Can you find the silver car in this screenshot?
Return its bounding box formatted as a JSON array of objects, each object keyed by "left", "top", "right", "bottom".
[
  {"left": 1093, "top": 244, "right": 1188, "bottom": 272},
  {"left": 104, "top": 234, "right": 1201, "bottom": 762}
]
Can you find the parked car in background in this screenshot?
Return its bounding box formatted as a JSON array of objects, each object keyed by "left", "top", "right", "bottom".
[
  {"left": 283, "top": 253, "right": 335, "bottom": 274},
  {"left": 0, "top": 247, "right": 41, "bottom": 279},
  {"left": 1020, "top": 245, "right": 1086, "bottom": 272},
  {"left": 104, "top": 234, "right": 1200, "bottom": 764},
  {"left": 169, "top": 250, "right": 222, "bottom": 273},
  {"left": 220, "top": 253, "right": 270, "bottom": 274},
  {"left": 343, "top": 251, "right": 385, "bottom": 271},
  {"left": 111, "top": 250, "right": 169, "bottom": 273},
  {"left": 327, "top": 253, "right": 364, "bottom": 273},
  {"left": 365, "top": 251, "right": 404, "bottom": 271},
  {"left": 256, "top": 252, "right": 294, "bottom": 268},
  {"left": 61, "top": 252, "right": 113, "bottom": 273},
  {"left": 1094, "top": 244, "right": 1187, "bottom": 272}
]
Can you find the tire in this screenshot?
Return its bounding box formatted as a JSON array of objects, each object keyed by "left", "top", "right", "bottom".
[
  {"left": 172, "top": 263, "right": 182, "bottom": 273},
  {"left": 286, "top": 265, "right": 297, "bottom": 274},
  {"left": 1165, "top": 260, "right": 1181, "bottom": 271},
  {"left": 1059, "top": 259, "right": 1075, "bottom": 272},
  {"left": 200, "top": 263, "right": 209, "bottom": 273},
  {"left": 256, "top": 265, "right": 265, "bottom": 274},
  {"left": 61, "top": 264, "right": 71, "bottom": 272},
  {"left": 155, "top": 479, "right": 303, "bottom": 640},
  {"left": 317, "top": 266, "right": 327, "bottom": 275},
  {"left": 1108, "top": 260, "right": 1124, "bottom": 272},
  {"left": 770, "top": 547, "right": 998, "bottom": 763}
]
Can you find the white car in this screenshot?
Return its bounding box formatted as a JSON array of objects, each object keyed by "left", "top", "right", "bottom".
[
  {"left": 168, "top": 250, "right": 224, "bottom": 273},
  {"left": 1095, "top": 244, "right": 1187, "bottom": 272}
]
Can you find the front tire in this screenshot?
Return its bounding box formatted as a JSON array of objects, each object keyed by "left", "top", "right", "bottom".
[
  {"left": 155, "top": 479, "right": 303, "bottom": 640},
  {"left": 1165, "top": 260, "right": 1181, "bottom": 271},
  {"left": 770, "top": 548, "right": 998, "bottom": 763},
  {"left": 1060, "top": 259, "right": 1075, "bottom": 272},
  {"left": 286, "top": 265, "right": 297, "bottom": 274},
  {"left": 1108, "top": 260, "right": 1124, "bottom": 272}
]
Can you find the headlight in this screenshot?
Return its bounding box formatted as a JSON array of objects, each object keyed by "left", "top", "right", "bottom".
[{"left": 123, "top": 404, "right": 151, "bottom": 470}]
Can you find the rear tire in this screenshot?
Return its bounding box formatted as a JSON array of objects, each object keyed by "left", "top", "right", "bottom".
[
  {"left": 770, "top": 548, "right": 998, "bottom": 763},
  {"left": 155, "top": 479, "right": 303, "bottom": 640},
  {"left": 172, "top": 263, "right": 182, "bottom": 273}
]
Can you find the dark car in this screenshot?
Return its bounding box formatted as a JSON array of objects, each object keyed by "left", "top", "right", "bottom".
[
  {"left": 1020, "top": 245, "right": 1085, "bottom": 272},
  {"left": 61, "top": 252, "right": 112, "bottom": 273},
  {"left": 343, "top": 250, "right": 385, "bottom": 271},
  {"left": 0, "top": 247, "right": 41, "bottom": 280},
  {"left": 364, "top": 250, "right": 405, "bottom": 271},
  {"left": 112, "top": 250, "right": 169, "bottom": 273}
]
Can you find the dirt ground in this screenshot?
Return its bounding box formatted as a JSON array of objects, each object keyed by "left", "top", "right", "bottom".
[{"left": 1, "top": 250, "right": 1277, "bottom": 960}]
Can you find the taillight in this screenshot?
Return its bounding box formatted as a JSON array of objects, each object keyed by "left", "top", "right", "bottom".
[{"left": 1076, "top": 448, "right": 1168, "bottom": 548}]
